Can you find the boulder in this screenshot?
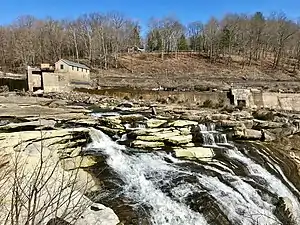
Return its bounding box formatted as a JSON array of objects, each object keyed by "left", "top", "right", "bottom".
[
  {"left": 117, "top": 101, "right": 134, "bottom": 108},
  {"left": 146, "top": 119, "right": 167, "bottom": 128},
  {"left": 48, "top": 99, "right": 69, "bottom": 108},
  {"left": 168, "top": 120, "right": 198, "bottom": 127},
  {"left": 217, "top": 120, "right": 243, "bottom": 128},
  {"left": 231, "top": 111, "right": 253, "bottom": 120},
  {"left": 165, "top": 135, "right": 193, "bottom": 145},
  {"left": 120, "top": 114, "right": 145, "bottom": 123},
  {"left": 253, "top": 109, "right": 275, "bottom": 121},
  {"left": 211, "top": 114, "right": 231, "bottom": 121},
  {"left": 179, "top": 127, "right": 190, "bottom": 136},
  {"left": 173, "top": 147, "right": 215, "bottom": 161},
  {"left": 233, "top": 128, "right": 275, "bottom": 141},
  {"left": 234, "top": 128, "right": 262, "bottom": 140},
  {"left": 68, "top": 118, "right": 99, "bottom": 126},
  {"left": 128, "top": 128, "right": 168, "bottom": 137},
  {"left": 135, "top": 129, "right": 181, "bottom": 142},
  {"left": 131, "top": 140, "right": 165, "bottom": 149}
]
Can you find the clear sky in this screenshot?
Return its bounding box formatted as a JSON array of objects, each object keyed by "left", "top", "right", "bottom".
[{"left": 0, "top": 0, "right": 299, "bottom": 28}]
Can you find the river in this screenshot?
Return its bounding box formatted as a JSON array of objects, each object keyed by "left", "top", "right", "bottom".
[{"left": 85, "top": 123, "right": 300, "bottom": 225}]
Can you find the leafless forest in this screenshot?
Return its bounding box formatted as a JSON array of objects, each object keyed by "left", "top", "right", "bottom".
[{"left": 1, "top": 11, "right": 300, "bottom": 74}]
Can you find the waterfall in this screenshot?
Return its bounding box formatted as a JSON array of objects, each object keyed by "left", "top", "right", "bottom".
[
  {"left": 198, "top": 124, "right": 228, "bottom": 146},
  {"left": 88, "top": 128, "right": 208, "bottom": 225},
  {"left": 87, "top": 128, "right": 300, "bottom": 225}
]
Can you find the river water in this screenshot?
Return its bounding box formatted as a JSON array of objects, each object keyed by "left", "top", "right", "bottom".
[{"left": 86, "top": 124, "right": 300, "bottom": 225}]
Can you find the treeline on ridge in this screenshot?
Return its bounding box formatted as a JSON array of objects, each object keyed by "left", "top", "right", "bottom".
[{"left": 0, "top": 11, "right": 300, "bottom": 73}]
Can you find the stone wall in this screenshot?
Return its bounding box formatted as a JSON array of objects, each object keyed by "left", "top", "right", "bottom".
[{"left": 78, "top": 88, "right": 230, "bottom": 105}]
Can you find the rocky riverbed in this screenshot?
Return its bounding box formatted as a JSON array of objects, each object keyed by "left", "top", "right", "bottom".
[{"left": 0, "top": 92, "right": 300, "bottom": 224}]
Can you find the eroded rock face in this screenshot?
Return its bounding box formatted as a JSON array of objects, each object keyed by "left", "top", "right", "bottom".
[{"left": 0, "top": 126, "right": 119, "bottom": 225}]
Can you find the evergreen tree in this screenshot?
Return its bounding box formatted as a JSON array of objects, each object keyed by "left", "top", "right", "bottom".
[{"left": 177, "top": 34, "right": 189, "bottom": 51}]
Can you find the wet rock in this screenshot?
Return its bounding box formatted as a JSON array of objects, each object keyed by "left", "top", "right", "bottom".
[
  {"left": 173, "top": 147, "right": 215, "bottom": 161},
  {"left": 275, "top": 197, "right": 296, "bottom": 225},
  {"left": 191, "top": 125, "right": 204, "bottom": 143},
  {"left": 131, "top": 140, "right": 165, "bottom": 149},
  {"left": 97, "top": 126, "right": 124, "bottom": 137}
]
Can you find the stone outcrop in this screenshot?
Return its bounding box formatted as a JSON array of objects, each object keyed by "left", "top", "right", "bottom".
[{"left": 0, "top": 127, "right": 119, "bottom": 225}]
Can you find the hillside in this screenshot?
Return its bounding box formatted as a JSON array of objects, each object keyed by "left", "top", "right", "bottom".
[{"left": 92, "top": 52, "right": 300, "bottom": 92}]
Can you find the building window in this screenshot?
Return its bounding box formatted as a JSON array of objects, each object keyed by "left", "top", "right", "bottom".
[
  {"left": 82, "top": 68, "right": 83, "bottom": 72},
  {"left": 60, "top": 64, "right": 64, "bottom": 70},
  {"left": 77, "top": 67, "right": 79, "bottom": 71},
  {"left": 72, "top": 66, "right": 74, "bottom": 70}
]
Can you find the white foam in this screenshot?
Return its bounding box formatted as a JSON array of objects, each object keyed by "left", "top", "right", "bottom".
[
  {"left": 227, "top": 148, "right": 300, "bottom": 223},
  {"left": 88, "top": 128, "right": 208, "bottom": 225}
]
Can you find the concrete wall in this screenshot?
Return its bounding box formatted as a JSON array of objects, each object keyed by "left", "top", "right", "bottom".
[
  {"left": 42, "top": 73, "right": 71, "bottom": 93},
  {"left": 232, "top": 88, "right": 300, "bottom": 112},
  {"left": 231, "top": 89, "right": 255, "bottom": 107},
  {"left": 27, "top": 67, "right": 42, "bottom": 91},
  {"left": 261, "top": 92, "right": 300, "bottom": 111}
]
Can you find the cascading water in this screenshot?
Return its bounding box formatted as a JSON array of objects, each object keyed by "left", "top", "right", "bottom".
[
  {"left": 198, "top": 124, "right": 228, "bottom": 146},
  {"left": 88, "top": 128, "right": 208, "bottom": 225},
  {"left": 87, "top": 126, "right": 300, "bottom": 225}
]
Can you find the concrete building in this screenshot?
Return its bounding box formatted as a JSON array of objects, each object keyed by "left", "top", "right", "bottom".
[
  {"left": 27, "top": 59, "right": 91, "bottom": 93},
  {"left": 55, "top": 59, "right": 90, "bottom": 82}
]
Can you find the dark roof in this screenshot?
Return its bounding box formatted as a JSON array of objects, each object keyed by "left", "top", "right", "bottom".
[{"left": 58, "top": 59, "right": 90, "bottom": 70}]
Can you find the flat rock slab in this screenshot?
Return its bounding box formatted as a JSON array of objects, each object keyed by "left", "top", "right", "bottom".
[
  {"left": 131, "top": 140, "right": 165, "bottom": 149},
  {"left": 0, "top": 119, "right": 56, "bottom": 130},
  {"left": 173, "top": 147, "right": 215, "bottom": 161},
  {"left": 168, "top": 120, "right": 198, "bottom": 127}
]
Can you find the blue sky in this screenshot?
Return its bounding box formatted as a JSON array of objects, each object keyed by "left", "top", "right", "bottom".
[{"left": 1, "top": 0, "right": 299, "bottom": 29}]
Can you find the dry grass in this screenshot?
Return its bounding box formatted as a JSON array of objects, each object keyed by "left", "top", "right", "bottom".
[{"left": 91, "top": 52, "right": 300, "bottom": 90}]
